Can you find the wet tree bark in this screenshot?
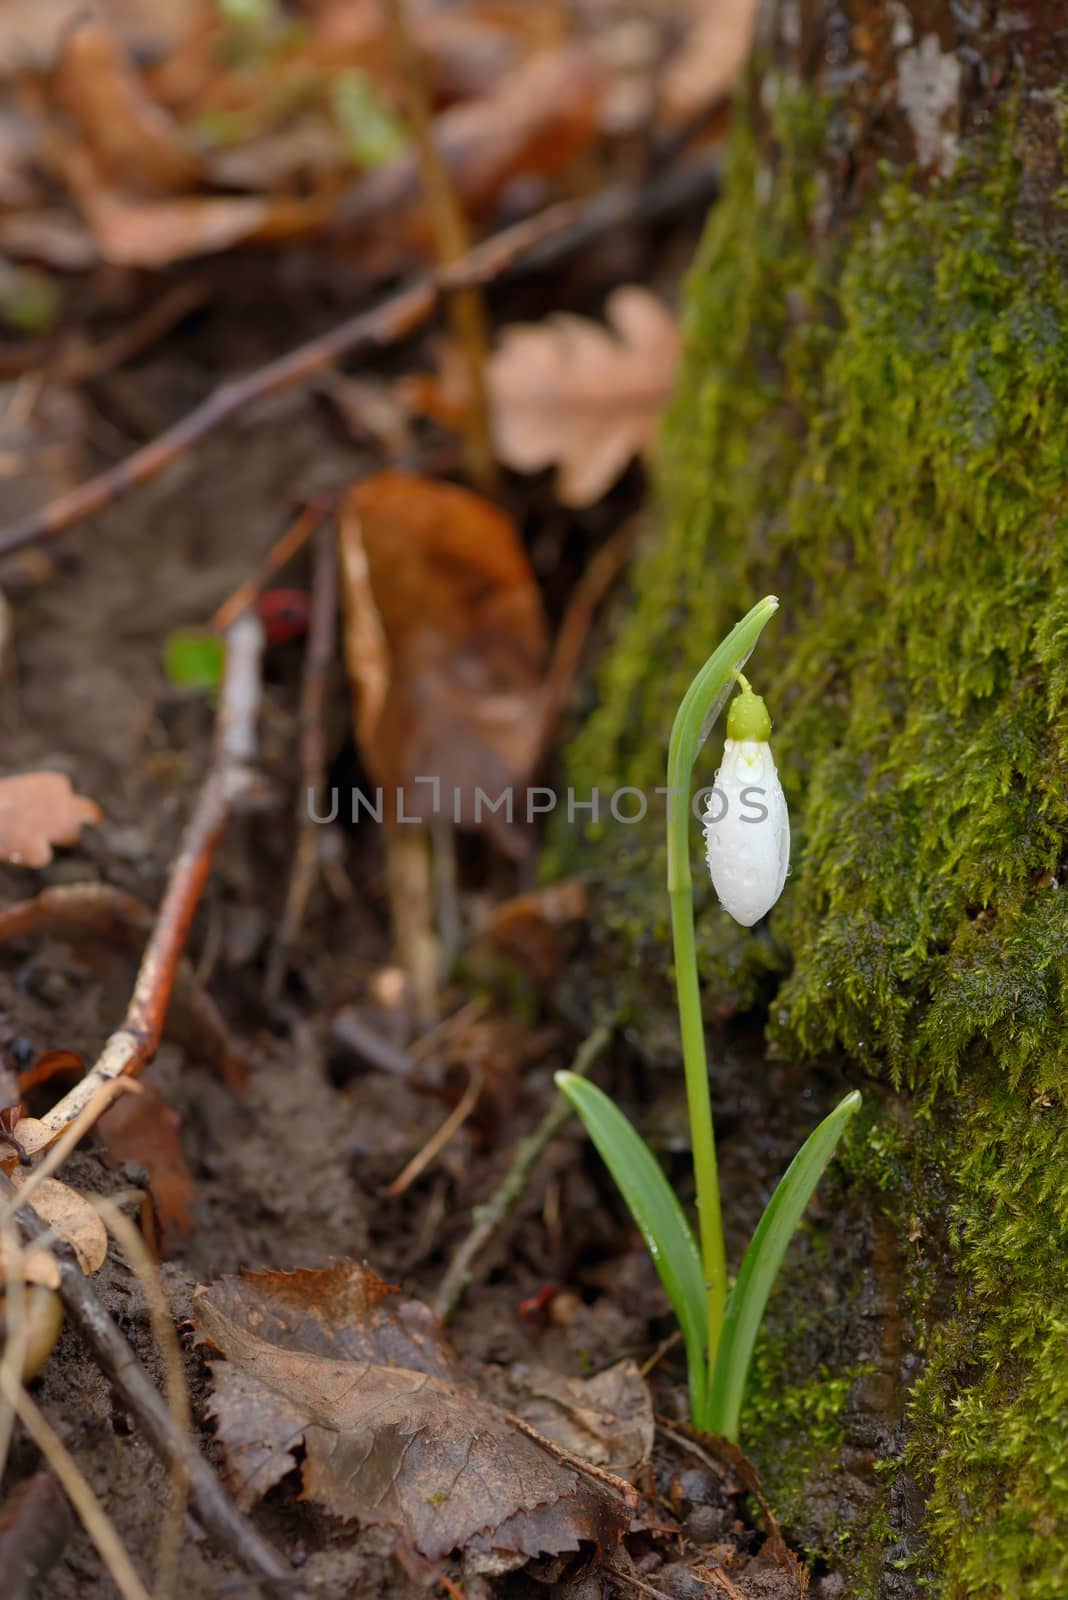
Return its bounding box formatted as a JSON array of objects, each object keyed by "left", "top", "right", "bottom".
[{"left": 563, "top": 4, "right": 1068, "bottom": 1595}]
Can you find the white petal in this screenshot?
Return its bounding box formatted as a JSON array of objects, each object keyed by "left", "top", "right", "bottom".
[{"left": 703, "top": 739, "right": 790, "bottom": 926}]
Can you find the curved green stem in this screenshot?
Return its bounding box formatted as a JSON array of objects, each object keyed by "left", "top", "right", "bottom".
[
  {"left": 669, "top": 885, "right": 726, "bottom": 1368},
  {"left": 665, "top": 594, "right": 780, "bottom": 1412}
]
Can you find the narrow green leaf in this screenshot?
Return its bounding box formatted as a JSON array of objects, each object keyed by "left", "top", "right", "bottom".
[
  {"left": 707, "top": 1089, "right": 862, "bottom": 1442},
  {"left": 556, "top": 1071, "right": 708, "bottom": 1420}
]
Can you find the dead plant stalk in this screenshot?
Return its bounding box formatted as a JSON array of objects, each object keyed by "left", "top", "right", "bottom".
[{"left": 381, "top": 0, "right": 496, "bottom": 492}]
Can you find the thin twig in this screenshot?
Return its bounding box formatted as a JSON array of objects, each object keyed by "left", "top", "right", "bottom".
[
  {"left": 212, "top": 496, "right": 333, "bottom": 634},
  {"left": 434, "top": 1023, "right": 611, "bottom": 1320},
  {"left": 61, "top": 278, "right": 212, "bottom": 384},
  {"left": 1, "top": 1078, "right": 139, "bottom": 1215},
  {"left": 263, "top": 522, "right": 338, "bottom": 1003},
  {"left": 328, "top": 1007, "right": 419, "bottom": 1078},
  {"left": 21, "top": 613, "right": 264, "bottom": 1145},
  {"left": 638, "top": 1328, "right": 682, "bottom": 1379},
  {"left": 0, "top": 150, "right": 719, "bottom": 558},
  {"left": 506, "top": 1406, "right": 638, "bottom": 1510},
  {"left": 381, "top": 0, "right": 495, "bottom": 491},
  {"left": 1, "top": 1174, "right": 300, "bottom": 1596},
  {"left": 605, "top": 1564, "right": 674, "bottom": 1600},
  {"left": 384, "top": 1065, "right": 483, "bottom": 1197},
  {"left": 0, "top": 1370, "right": 152, "bottom": 1600}
]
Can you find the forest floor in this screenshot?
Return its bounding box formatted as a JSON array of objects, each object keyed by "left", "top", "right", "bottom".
[{"left": 0, "top": 4, "right": 868, "bottom": 1597}]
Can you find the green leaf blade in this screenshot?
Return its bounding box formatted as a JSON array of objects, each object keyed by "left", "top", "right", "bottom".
[
  {"left": 708, "top": 1089, "right": 862, "bottom": 1442},
  {"left": 556, "top": 1071, "right": 709, "bottom": 1421}
]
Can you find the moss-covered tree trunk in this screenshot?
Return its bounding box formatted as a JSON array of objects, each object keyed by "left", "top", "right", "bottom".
[{"left": 562, "top": 4, "right": 1068, "bottom": 1595}]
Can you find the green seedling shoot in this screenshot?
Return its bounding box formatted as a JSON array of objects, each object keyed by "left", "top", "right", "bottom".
[{"left": 558, "top": 596, "right": 860, "bottom": 1440}]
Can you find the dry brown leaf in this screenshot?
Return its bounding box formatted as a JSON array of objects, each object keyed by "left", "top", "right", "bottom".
[
  {"left": 488, "top": 286, "right": 680, "bottom": 506},
  {"left": 0, "top": 771, "right": 101, "bottom": 868},
  {"left": 2, "top": 1118, "right": 50, "bottom": 1167},
  {"left": 58, "top": 145, "right": 328, "bottom": 267},
  {"left": 661, "top": 0, "right": 759, "bottom": 125},
  {"left": 8, "top": 1173, "right": 107, "bottom": 1274},
  {"left": 195, "top": 1260, "right": 632, "bottom": 1562},
  {"left": 510, "top": 1360, "right": 654, "bottom": 1482},
  {"left": 53, "top": 18, "right": 202, "bottom": 194},
  {"left": 481, "top": 879, "right": 589, "bottom": 985},
  {"left": 338, "top": 472, "right": 548, "bottom": 854},
  {"left": 0, "top": 1, "right": 192, "bottom": 76},
  {"left": 97, "top": 1080, "right": 196, "bottom": 1253}
]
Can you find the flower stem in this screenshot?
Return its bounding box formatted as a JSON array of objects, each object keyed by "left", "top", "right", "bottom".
[
  {"left": 665, "top": 595, "right": 780, "bottom": 1413},
  {"left": 669, "top": 881, "right": 726, "bottom": 1377}
]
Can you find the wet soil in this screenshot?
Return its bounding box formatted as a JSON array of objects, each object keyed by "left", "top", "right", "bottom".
[{"left": 0, "top": 286, "right": 906, "bottom": 1599}]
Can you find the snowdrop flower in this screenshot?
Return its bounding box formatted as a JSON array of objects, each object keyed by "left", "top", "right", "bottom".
[{"left": 703, "top": 675, "right": 789, "bottom": 927}]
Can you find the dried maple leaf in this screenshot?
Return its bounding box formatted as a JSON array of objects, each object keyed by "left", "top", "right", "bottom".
[
  {"left": 0, "top": 772, "right": 101, "bottom": 868},
  {"left": 488, "top": 286, "right": 680, "bottom": 506},
  {"left": 338, "top": 472, "right": 549, "bottom": 854},
  {"left": 195, "top": 1260, "right": 633, "bottom": 1562}
]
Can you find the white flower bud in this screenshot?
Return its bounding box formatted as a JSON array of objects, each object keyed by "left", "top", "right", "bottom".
[{"left": 703, "top": 679, "right": 789, "bottom": 927}]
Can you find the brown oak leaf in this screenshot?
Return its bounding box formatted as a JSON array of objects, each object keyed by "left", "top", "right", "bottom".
[
  {"left": 194, "top": 1260, "right": 633, "bottom": 1562},
  {"left": 0, "top": 772, "right": 101, "bottom": 868},
  {"left": 488, "top": 287, "right": 680, "bottom": 506},
  {"left": 403, "top": 290, "right": 680, "bottom": 507}
]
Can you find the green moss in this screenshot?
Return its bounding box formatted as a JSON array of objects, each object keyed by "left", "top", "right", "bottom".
[
  {"left": 745, "top": 1302, "right": 862, "bottom": 1564},
  {"left": 560, "top": 79, "right": 1068, "bottom": 1598}
]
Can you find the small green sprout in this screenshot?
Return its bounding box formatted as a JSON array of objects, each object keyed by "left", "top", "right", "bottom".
[
  {"left": 558, "top": 597, "right": 860, "bottom": 1440},
  {"left": 331, "top": 70, "right": 407, "bottom": 169}
]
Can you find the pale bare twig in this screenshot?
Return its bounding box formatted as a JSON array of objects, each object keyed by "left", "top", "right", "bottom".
[
  {"left": 0, "top": 1078, "right": 140, "bottom": 1221},
  {"left": 381, "top": 0, "right": 496, "bottom": 491},
  {"left": 21, "top": 613, "right": 264, "bottom": 1146}
]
